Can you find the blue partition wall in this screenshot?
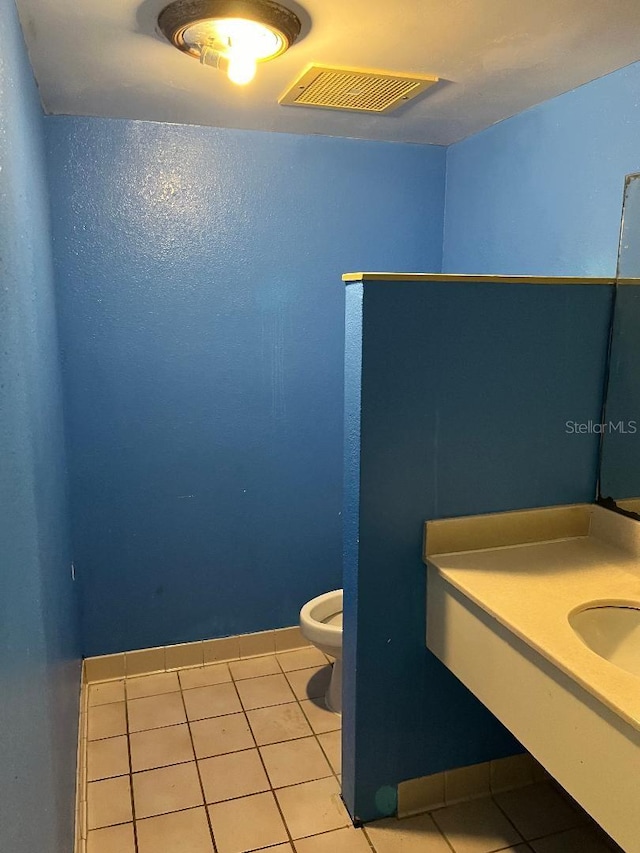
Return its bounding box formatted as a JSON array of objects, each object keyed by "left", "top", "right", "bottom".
[{"left": 342, "top": 278, "right": 612, "bottom": 822}]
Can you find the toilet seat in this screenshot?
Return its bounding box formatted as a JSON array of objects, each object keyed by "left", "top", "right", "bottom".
[
  {"left": 299, "top": 589, "right": 342, "bottom": 651},
  {"left": 299, "top": 589, "right": 343, "bottom": 713}
]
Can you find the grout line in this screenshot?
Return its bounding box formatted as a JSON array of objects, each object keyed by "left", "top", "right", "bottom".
[
  {"left": 271, "top": 654, "right": 348, "bottom": 833},
  {"left": 86, "top": 806, "right": 215, "bottom": 831},
  {"left": 312, "top": 726, "right": 341, "bottom": 784},
  {"left": 76, "top": 681, "right": 88, "bottom": 851},
  {"left": 227, "top": 659, "right": 298, "bottom": 850},
  {"left": 360, "top": 826, "right": 378, "bottom": 853},
  {"left": 433, "top": 824, "right": 457, "bottom": 853},
  {"left": 273, "top": 652, "right": 342, "bottom": 773},
  {"left": 131, "top": 757, "right": 194, "bottom": 775},
  {"left": 493, "top": 845, "right": 534, "bottom": 852},
  {"left": 181, "top": 679, "right": 236, "bottom": 694},
  {"left": 291, "top": 824, "right": 372, "bottom": 846},
  {"left": 122, "top": 679, "right": 140, "bottom": 853},
  {"left": 434, "top": 793, "right": 532, "bottom": 853},
  {"left": 224, "top": 655, "right": 349, "bottom": 841},
  {"left": 83, "top": 818, "right": 134, "bottom": 832},
  {"left": 176, "top": 682, "right": 219, "bottom": 853},
  {"left": 362, "top": 808, "right": 457, "bottom": 853},
  {"left": 490, "top": 793, "right": 537, "bottom": 848},
  {"left": 110, "top": 762, "right": 340, "bottom": 798}
]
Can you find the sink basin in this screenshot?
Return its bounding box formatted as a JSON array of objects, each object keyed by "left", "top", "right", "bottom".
[{"left": 569, "top": 603, "right": 640, "bottom": 678}]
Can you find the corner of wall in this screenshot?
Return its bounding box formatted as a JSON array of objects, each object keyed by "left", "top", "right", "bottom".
[{"left": 0, "top": 4, "right": 81, "bottom": 852}]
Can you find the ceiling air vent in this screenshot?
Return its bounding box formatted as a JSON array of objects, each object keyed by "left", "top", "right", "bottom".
[{"left": 279, "top": 64, "right": 439, "bottom": 114}]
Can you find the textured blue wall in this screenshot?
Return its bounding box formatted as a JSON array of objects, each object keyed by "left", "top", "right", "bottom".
[
  {"left": 45, "top": 116, "right": 446, "bottom": 655},
  {"left": 443, "top": 62, "right": 640, "bottom": 275},
  {"left": 342, "top": 279, "right": 613, "bottom": 822},
  {"left": 0, "top": 4, "right": 80, "bottom": 851}
]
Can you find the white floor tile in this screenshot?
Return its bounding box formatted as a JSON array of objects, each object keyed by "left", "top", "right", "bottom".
[
  {"left": 208, "top": 792, "right": 288, "bottom": 853},
  {"left": 494, "top": 782, "right": 583, "bottom": 840},
  {"left": 365, "top": 812, "right": 452, "bottom": 853},
  {"left": 275, "top": 777, "right": 350, "bottom": 839},
  {"left": 431, "top": 797, "right": 523, "bottom": 853}
]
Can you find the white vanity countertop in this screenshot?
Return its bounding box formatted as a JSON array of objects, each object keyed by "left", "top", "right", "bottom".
[{"left": 425, "top": 504, "right": 640, "bottom": 730}]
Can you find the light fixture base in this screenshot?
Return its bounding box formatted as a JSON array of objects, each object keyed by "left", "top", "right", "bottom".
[{"left": 158, "top": 0, "right": 302, "bottom": 62}]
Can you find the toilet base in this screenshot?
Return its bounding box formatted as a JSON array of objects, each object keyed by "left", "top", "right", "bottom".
[{"left": 325, "top": 658, "right": 342, "bottom": 714}]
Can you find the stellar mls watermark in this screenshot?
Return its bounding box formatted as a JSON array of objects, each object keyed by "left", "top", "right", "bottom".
[{"left": 565, "top": 420, "right": 638, "bottom": 434}]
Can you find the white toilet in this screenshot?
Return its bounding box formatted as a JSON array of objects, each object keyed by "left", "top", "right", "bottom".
[{"left": 299, "top": 589, "right": 343, "bottom": 714}]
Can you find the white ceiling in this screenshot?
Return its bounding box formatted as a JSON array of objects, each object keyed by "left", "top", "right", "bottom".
[{"left": 16, "top": 0, "right": 640, "bottom": 145}]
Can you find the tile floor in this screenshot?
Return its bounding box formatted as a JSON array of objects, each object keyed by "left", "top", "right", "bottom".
[{"left": 83, "top": 648, "right": 620, "bottom": 853}]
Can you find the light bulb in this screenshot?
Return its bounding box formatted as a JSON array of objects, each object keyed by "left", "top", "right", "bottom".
[{"left": 227, "top": 52, "right": 257, "bottom": 85}]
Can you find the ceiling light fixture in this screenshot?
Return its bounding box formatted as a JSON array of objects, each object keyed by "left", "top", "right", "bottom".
[{"left": 158, "top": 0, "right": 302, "bottom": 86}]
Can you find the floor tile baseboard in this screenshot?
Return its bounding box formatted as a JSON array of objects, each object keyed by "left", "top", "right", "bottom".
[
  {"left": 397, "top": 753, "right": 549, "bottom": 818},
  {"left": 83, "top": 626, "right": 311, "bottom": 683}
]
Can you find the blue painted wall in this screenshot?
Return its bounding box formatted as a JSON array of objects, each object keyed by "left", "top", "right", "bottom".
[
  {"left": 0, "top": 4, "right": 81, "bottom": 851},
  {"left": 342, "top": 279, "right": 613, "bottom": 822},
  {"left": 443, "top": 62, "right": 640, "bottom": 275},
  {"left": 44, "top": 116, "right": 446, "bottom": 655}
]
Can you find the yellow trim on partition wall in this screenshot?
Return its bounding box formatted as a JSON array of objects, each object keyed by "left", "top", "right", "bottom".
[{"left": 342, "top": 272, "right": 622, "bottom": 284}]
